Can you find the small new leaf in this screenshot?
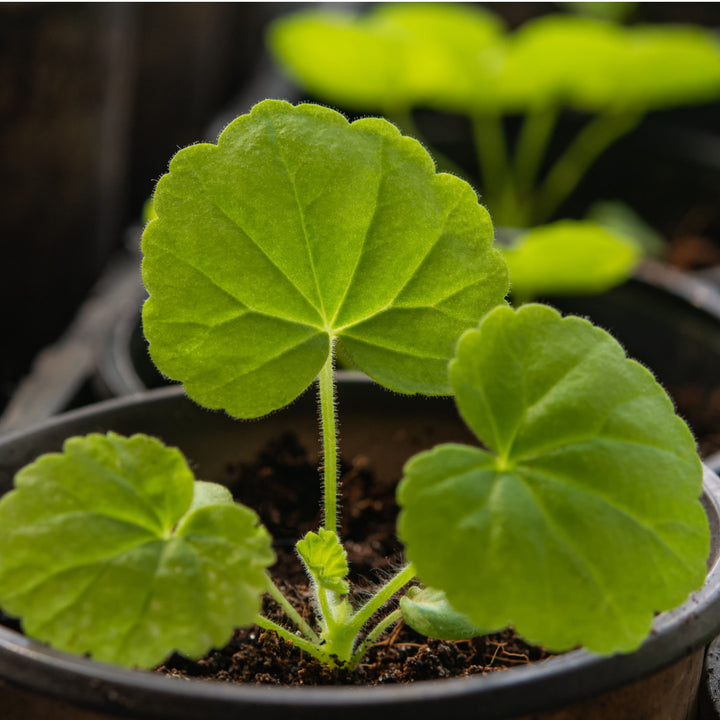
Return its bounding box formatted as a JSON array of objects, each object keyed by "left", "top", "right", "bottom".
[
  {"left": 398, "top": 304, "right": 709, "bottom": 654},
  {"left": 400, "top": 587, "right": 485, "bottom": 641},
  {"left": 0, "top": 433, "right": 275, "bottom": 668},
  {"left": 296, "top": 528, "right": 349, "bottom": 594}
]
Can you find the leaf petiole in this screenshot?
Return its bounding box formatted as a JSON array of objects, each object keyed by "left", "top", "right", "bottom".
[
  {"left": 265, "top": 576, "right": 320, "bottom": 643},
  {"left": 348, "top": 608, "right": 403, "bottom": 670},
  {"left": 349, "top": 563, "right": 416, "bottom": 636},
  {"left": 319, "top": 349, "right": 339, "bottom": 536},
  {"left": 534, "top": 109, "right": 642, "bottom": 223},
  {"left": 255, "top": 615, "right": 329, "bottom": 664}
]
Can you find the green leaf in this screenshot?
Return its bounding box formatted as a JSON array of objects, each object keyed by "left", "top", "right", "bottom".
[
  {"left": 269, "top": 8, "right": 720, "bottom": 117},
  {"left": 500, "top": 220, "right": 640, "bottom": 300},
  {"left": 0, "top": 433, "right": 274, "bottom": 668},
  {"left": 500, "top": 16, "right": 720, "bottom": 112},
  {"left": 142, "top": 196, "right": 157, "bottom": 225},
  {"left": 268, "top": 8, "right": 408, "bottom": 113},
  {"left": 296, "top": 528, "right": 349, "bottom": 594},
  {"left": 268, "top": 5, "right": 506, "bottom": 114},
  {"left": 142, "top": 99, "right": 508, "bottom": 418},
  {"left": 397, "top": 304, "right": 708, "bottom": 653},
  {"left": 620, "top": 25, "right": 720, "bottom": 111},
  {"left": 400, "top": 586, "right": 485, "bottom": 641},
  {"left": 499, "top": 16, "right": 629, "bottom": 112}
]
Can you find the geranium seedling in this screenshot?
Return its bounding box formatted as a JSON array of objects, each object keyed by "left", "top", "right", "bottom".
[{"left": 0, "top": 101, "right": 708, "bottom": 670}]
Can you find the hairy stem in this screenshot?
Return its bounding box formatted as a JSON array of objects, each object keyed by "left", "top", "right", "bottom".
[
  {"left": 319, "top": 350, "right": 338, "bottom": 536},
  {"left": 266, "top": 576, "right": 319, "bottom": 643},
  {"left": 348, "top": 608, "right": 403, "bottom": 670},
  {"left": 535, "top": 110, "right": 642, "bottom": 224},
  {"left": 255, "top": 615, "right": 328, "bottom": 664},
  {"left": 317, "top": 586, "right": 336, "bottom": 630},
  {"left": 349, "top": 563, "right": 416, "bottom": 636}
]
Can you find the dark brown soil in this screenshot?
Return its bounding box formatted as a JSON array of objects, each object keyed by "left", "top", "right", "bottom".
[{"left": 157, "top": 433, "right": 554, "bottom": 686}]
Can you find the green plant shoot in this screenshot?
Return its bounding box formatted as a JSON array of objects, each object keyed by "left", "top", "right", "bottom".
[{"left": 0, "top": 101, "right": 709, "bottom": 671}]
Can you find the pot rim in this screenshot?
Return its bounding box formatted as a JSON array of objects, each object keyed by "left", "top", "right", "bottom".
[{"left": 1, "top": 384, "right": 720, "bottom": 719}]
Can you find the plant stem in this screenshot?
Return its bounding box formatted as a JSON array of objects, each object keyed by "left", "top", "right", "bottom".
[
  {"left": 349, "top": 563, "right": 416, "bottom": 636},
  {"left": 348, "top": 608, "right": 403, "bottom": 670},
  {"left": 318, "top": 351, "right": 338, "bottom": 536},
  {"left": 318, "top": 586, "right": 336, "bottom": 630},
  {"left": 534, "top": 109, "right": 642, "bottom": 224},
  {"left": 471, "top": 112, "right": 512, "bottom": 217},
  {"left": 513, "top": 105, "right": 558, "bottom": 213},
  {"left": 255, "top": 615, "right": 328, "bottom": 664},
  {"left": 266, "top": 576, "right": 319, "bottom": 643}
]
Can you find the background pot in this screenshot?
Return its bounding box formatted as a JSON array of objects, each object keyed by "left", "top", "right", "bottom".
[{"left": 1, "top": 381, "right": 720, "bottom": 719}]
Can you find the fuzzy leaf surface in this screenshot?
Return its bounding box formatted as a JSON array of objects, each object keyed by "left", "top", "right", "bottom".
[
  {"left": 400, "top": 586, "right": 485, "bottom": 641},
  {"left": 397, "top": 304, "right": 708, "bottom": 653},
  {"left": 296, "top": 528, "right": 349, "bottom": 594},
  {"left": 142, "top": 99, "right": 508, "bottom": 417},
  {"left": 501, "top": 220, "right": 640, "bottom": 300},
  {"left": 0, "top": 433, "right": 274, "bottom": 668}
]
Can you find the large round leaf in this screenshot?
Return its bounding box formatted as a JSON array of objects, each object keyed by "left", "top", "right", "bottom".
[
  {"left": 499, "top": 15, "right": 720, "bottom": 113},
  {"left": 268, "top": 5, "right": 506, "bottom": 113},
  {"left": 142, "top": 99, "right": 508, "bottom": 418},
  {"left": 397, "top": 304, "right": 708, "bottom": 653},
  {"left": 0, "top": 433, "right": 274, "bottom": 668}
]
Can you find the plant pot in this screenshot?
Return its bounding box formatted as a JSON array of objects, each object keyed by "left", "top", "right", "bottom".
[
  {"left": 2, "top": 380, "right": 720, "bottom": 719},
  {"left": 93, "top": 260, "right": 720, "bottom": 458}
]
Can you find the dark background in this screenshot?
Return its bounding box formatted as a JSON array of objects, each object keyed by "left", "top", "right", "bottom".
[{"left": 0, "top": 3, "right": 291, "bottom": 409}]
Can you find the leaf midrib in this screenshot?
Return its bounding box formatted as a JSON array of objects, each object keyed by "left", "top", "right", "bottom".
[
  {"left": 181, "top": 151, "right": 323, "bottom": 318},
  {"left": 518, "top": 464, "right": 698, "bottom": 576},
  {"left": 153, "top": 247, "right": 325, "bottom": 331},
  {"left": 267, "top": 112, "right": 328, "bottom": 322}
]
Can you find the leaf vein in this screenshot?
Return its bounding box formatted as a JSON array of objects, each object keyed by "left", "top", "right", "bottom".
[
  {"left": 267, "top": 114, "right": 326, "bottom": 320},
  {"left": 335, "top": 190, "right": 467, "bottom": 333},
  {"left": 156, "top": 247, "right": 323, "bottom": 329},
  {"left": 514, "top": 433, "right": 690, "bottom": 464},
  {"left": 329, "top": 139, "right": 385, "bottom": 326},
  {"left": 180, "top": 153, "right": 320, "bottom": 313},
  {"left": 338, "top": 334, "right": 448, "bottom": 361},
  {"left": 521, "top": 466, "right": 697, "bottom": 574},
  {"left": 190, "top": 331, "right": 326, "bottom": 397},
  {"left": 516, "top": 477, "right": 633, "bottom": 635}
]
